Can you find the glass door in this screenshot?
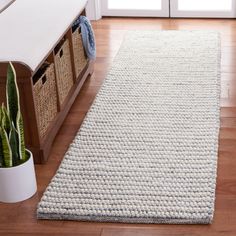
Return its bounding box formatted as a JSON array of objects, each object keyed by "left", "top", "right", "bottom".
[
  {"left": 170, "top": 0, "right": 236, "bottom": 18},
  {"left": 101, "top": 0, "right": 169, "bottom": 17}
]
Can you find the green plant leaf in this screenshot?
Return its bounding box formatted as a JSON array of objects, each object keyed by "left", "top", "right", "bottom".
[
  {"left": 7, "top": 62, "right": 20, "bottom": 127},
  {"left": 16, "top": 111, "right": 26, "bottom": 161},
  {"left": 0, "top": 106, "right": 4, "bottom": 129},
  {"left": 9, "top": 122, "right": 19, "bottom": 166},
  {"left": 1, "top": 105, "right": 11, "bottom": 135},
  {"left": 5, "top": 62, "right": 27, "bottom": 166},
  {"left": 0, "top": 127, "right": 12, "bottom": 167}
]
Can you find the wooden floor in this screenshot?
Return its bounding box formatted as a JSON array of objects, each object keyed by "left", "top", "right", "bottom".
[{"left": 1, "top": 18, "right": 236, "bottom": 236}]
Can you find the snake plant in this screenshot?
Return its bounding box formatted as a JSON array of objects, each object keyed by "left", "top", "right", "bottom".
[{"left": 0, "top": 63, "right": 27, "bottom": 167}]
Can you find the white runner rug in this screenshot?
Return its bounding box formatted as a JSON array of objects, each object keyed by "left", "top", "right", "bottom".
[{"left": 37, "top": 31, "right": 220, "bottom": 224}]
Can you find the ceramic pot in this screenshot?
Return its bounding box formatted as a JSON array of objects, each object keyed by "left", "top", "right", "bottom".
[{"left": 0, "top": 150, "right": 37, "bottom": 203}]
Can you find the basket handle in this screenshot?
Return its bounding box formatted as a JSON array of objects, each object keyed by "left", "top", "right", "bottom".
[
  {"left": 42, "top": 75, "right": 47, "bottom": 84},
  {"left": 59, "top": 49, "right": 63, "bottom": 58}
]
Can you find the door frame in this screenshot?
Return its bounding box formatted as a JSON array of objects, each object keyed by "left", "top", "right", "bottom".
[
  {"left": 170, "top": 0, "right": 236, "bottom": 18},
  {"left": 101, "top": 0, "right": 170, "bottom": 17}
]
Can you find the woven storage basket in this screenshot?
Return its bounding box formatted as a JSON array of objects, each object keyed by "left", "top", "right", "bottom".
[
  {"left": 72, "top": 27, "right": 88, "bottom": 79},
  {"left": 33, "top": 63, "right": 58, "bottom": 138},
  {"left": 54, "top": 39, "right": 74, "bottom": 105}
]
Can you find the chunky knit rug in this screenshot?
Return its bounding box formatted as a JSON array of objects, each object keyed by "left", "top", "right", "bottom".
[{"left": 37, "top": 31, "right": 220, "bottom": 224}]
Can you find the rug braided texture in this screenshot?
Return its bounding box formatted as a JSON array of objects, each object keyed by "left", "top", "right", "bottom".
[{"left": 37, "top": 31, "right": 220, "bottom": 224}]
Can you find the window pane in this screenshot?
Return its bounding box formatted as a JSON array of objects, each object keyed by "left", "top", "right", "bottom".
[
  {"left": 108, "top": 0, "right": 162, "bottom": 10},
  {"left": 178, "top": 0, "right": 232, "bottom": 11}
]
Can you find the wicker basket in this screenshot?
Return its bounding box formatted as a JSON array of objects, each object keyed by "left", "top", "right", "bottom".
[
  {"left": 72, "top": 27, "right": 88, "bottom": 79},
  {"left": 54, "top": 39, "right": 74, "bottom": 106},
  {"left": 33, "top": 63, "right": 58, "bottom": 138}
]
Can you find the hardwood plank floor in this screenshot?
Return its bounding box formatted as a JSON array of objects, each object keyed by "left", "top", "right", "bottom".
[{"left": 0, "top": 18, "right": 236, "bottom": 236}]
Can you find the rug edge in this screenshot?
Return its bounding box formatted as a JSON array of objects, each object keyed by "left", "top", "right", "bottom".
[{"left": 37, "top": 212, "right": 212, "bottom": 225}]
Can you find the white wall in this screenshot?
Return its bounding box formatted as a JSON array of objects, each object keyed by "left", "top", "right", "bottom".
[{"left": 86, "top": 0, "right": 102, "bottom": 20}]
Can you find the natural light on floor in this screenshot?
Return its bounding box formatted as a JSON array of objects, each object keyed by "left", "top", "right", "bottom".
[
  {"left": 178, "top": 0, "right": 232, "bottom": 11},
  {"left": 108, "top": 0, "right": 162, "bottom": 10}
]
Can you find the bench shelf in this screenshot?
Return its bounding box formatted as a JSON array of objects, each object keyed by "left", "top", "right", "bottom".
[{"left": 0, "top": 0, "right": 94, "bottom": 163}]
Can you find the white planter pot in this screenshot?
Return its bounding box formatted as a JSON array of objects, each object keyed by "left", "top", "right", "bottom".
[{"left": 0, "top": 150, "right": 37, "bottom": 203}]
